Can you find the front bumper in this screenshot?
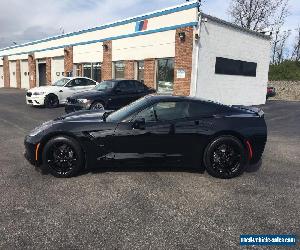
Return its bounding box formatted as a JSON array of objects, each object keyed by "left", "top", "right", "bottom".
[
  {"left": 65, "top": 103, "right": 90, "bottom": 113},
  {"left": 26, "top": 95, "right": 46, "bottom": 106},
  {"left": 24, "top": 137, "right": 37, "bottom": 165}
]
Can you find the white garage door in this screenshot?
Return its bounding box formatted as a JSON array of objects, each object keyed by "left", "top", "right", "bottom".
[
  {"left": 51, "top": 57, "right": 64, "bottom": 83},
  {"left": 0, "top": 66, "right": 4, "bottom": 88},
  {"left": 20, "top": 60, "right": 30, "bottom": 89},
  {"left": 9, "top": 61, "right": 17, "bottom": 88}
]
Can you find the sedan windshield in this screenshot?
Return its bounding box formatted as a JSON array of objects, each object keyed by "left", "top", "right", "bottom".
[
  {"left": 94, "top": 81, "right": 116, "bottom": 91},
  {"left": 52, "top": 78, "right": 70, "bottom": 86},
  {"left": 106, "top": 97, "right": 149, "bottom": 122}
]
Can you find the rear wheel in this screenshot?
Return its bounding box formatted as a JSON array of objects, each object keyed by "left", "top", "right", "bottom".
[
  {"left": 42, "top": 136, "right": 84, "bottom": 178},
  {"left": 45, "top": 94, "right": 59, "bottom": 108},
  {"left": 203, "top": 136, "right": 247, "bottom": 179},
  {"left": 90, "top": 101, "right": 105, "bottom": 110}
]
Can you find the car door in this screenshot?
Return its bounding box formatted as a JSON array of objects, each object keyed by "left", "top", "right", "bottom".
[
  {"left": 58, "top": 79, "right": 77, "bottom": 103},
  {"left": 109, "top": 81, "right": 138, "bottom": 110},
  {"left": 110, "top": 101, "right": 190, "bottom": 163}
]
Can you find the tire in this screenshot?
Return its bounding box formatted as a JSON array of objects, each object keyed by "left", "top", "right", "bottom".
[
  {"left": 42, "top": 136, "right": 84, "bottom": 178},
  {"left": 203, "top": 135, "right": 247, "bottom": 179},
  {"left": 45, "top": 94, "right": 59, "bottom": 108},
  {"left": 90, "top": 101, "right": 105, "bottom": 110}
]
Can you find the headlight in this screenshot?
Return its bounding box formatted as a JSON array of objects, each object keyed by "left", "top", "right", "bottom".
[
  {"left": 77, "top": 99, "right": 91, "bottom": 104},
  {"left": 33, "top": 91, "right": 45, "bottom": 95}
]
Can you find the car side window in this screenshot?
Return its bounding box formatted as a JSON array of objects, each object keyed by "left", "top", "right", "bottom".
[
  {"left": 134, "top": 81, "right": 146, "bottom": 93},
  {"left": 72, "top": 78, "right": 86, "bottom": 87},
  {"left": 85, "top": 79, "right": 96, "bottom": 86},
  {"left": 135, "top": 101, "right": 189, "bottom": 122},
  {"left": 117, "top": 81, "right": 136, "bottom": 93},
  {"left": 188, "top": 102, "right": 219, "bottom": 117},
  {"left": 66, "top": 80, "right": 75, "bottom": 87}
]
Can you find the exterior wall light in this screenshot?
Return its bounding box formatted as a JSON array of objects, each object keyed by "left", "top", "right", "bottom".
[
  {"left": 102, "top": 44, "right": 109, "bottom": 51},
  {"left": 178, "top": 32, "right": 186, "bottom": 42}
]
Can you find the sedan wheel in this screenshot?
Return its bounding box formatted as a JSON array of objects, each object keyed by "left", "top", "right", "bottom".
[
  {"left": 42, "top": 136, "right": 83, "bottom": 177},
  {"left": 204, "top": 136, "right": 247, "bottom": 178},
  {"left": 90, "top": 102, "right": 105, "bottom": 110},
  {"left": 45, "top": 94, "right": 59, "bottom": 108}
]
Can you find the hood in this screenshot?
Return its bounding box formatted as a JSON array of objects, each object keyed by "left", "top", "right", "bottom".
[
  {"left": 56, "top": 110, "right": 107, "bottom": 122},
  {"left": 70, "top": 89, "right": 110, "bottom": 99},
  {"left": 28, "top": 85, "right": 62, "bottom": 93}
]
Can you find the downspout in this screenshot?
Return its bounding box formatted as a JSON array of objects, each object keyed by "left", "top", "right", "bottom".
[{"left": 191, "top": 1, "right": 203, "bottom": 97}]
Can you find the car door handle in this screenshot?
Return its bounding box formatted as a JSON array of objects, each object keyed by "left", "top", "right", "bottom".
[{"left": 59, "top": 90, "right": 63, "bottom": 92}]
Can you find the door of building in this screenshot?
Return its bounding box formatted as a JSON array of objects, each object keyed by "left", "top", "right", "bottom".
[{"left": 38, "top": 63, "right": 47, "bottom": 86}]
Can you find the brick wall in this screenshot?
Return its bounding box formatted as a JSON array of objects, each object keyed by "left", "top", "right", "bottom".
[
  {"left": 144, "top": 58, "right": 156, "bottom": 89},
  {"left": 64, "top": 46, "right": 73, "bottom": 76},
  {"left": 28, "top": 54, "right": 36, "bottom": 88},
  {"left": 46, "top": 57, "right": 51, "bottom": 84},
  {"left": 124, "top": 60, "right": 135, "bottom": 79},
  {"left": 3, "top": 56, "right": 10, "bottom": 88},
  {"left": 173, "top": 27, "right": 194, "bottom": 96},
  {"left": 16, "top": 60, "right": 21, "bottom": 88},
  {"left": 102, "top": 41, "right": 112, "bottom": 80}
]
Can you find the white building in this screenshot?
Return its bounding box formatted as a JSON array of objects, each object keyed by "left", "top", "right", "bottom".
[{"left": 0, "top": 1, "right": 271, "bottom": 105}]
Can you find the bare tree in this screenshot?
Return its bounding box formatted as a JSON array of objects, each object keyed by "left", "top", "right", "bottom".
[
  {"left": 229, "top": 0, "right": 289, "bottom": 32},
  {"left": 273, "top": 30, "right": 291, "bottom": 64},
  {"left": 291, "top": 26, "right": 300, "bottom": 61}
]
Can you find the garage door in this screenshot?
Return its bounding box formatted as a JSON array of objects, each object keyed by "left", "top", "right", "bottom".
[
  {"left": 0, "top": 66, "right": 4, "bottom": 88},
  {"left": 51, "top": 57, "right": 64, "bottom": 83},
  {"left": 20, "top": 60, "right": 30, "bottom": 89},
  {"left": 9, "top": 61, "right": 17, "bottom": 88}
]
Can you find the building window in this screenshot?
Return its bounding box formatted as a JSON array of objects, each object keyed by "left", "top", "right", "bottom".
[
  {"left": 215, "top": 57, "right": 257, "bottom": 77},
  {"left": 156, "top": 58, "right": 174, "bottom": 94},
  {"left": 92, "top": 63, "right": 101, "bottom": 83},
  {"left": 114, "top": 61, "right": 125, "bottom": 79},
  {"left": 82, "top": 63, "right": 101, "bottom": 82},
  {"left": 137, "top": 61, "right": 144, "bottom": 82},
  {"left": 83, "top": 63, "right": 92, "bottom": 79}
]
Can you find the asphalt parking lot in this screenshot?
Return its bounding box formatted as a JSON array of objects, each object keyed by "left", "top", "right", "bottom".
[{"left": 0, "top": 88, "right": 299, "bottom": 249}]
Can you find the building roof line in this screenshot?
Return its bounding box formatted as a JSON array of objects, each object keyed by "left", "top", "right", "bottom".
[
  {"left": 201, "top": 13, "right": 271, "bottom": 40},
  {"left": 4, "top": 22, "right": 198, "bottom": 58},
  {"left": 0, "top": 1, "right": 199, "bottom": 52}
]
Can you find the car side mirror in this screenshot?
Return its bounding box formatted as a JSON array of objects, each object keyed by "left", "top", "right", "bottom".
[{"left": 132, "top": 118, "right": 146, "bottom": 130}]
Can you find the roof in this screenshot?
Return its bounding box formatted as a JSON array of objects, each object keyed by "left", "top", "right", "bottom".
[
  {"left": 201, "top": 13, "right": 271, "bottom": 40},
  {"left": 0, "top": 1, "right": 199, "bottom": 52}
]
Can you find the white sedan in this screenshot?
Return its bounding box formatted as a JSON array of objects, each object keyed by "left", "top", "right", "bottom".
[{"left": 26, "top": 77, "right": 98, "bottom": 108}]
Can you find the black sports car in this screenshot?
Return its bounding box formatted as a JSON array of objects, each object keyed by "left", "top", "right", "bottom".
[
  {"left": 24, "top": 95, "right": 267, "bottom": 179},
  {"left": 65, "top": 79, "right": 155, "bottom": 113}
]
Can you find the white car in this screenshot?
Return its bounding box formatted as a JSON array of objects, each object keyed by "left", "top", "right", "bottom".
[{"left": 26, "top": 77, "right": 98, "bottom": 108}]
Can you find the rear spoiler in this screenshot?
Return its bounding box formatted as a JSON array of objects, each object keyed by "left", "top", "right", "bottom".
[{"left": 232, "top": 105, "right": 264, "bottom": 117}]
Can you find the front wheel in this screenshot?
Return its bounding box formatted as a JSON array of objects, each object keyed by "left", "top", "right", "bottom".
[
  {"left": 90, "top": 101, "right": 105, "bottom": 110},
  {"left": 42, "top": 136, "right": 84, "bottom": 178},
  {"left": 45, "top": 94, "right": 59, "bottom": 108},
  {"left": 203, "top": 136, "right": 247, "bottom": 179}
]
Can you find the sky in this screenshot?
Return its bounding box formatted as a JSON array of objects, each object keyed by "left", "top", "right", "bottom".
[{"left": 0, "top": 0, "right": 299, "bottom": 52}]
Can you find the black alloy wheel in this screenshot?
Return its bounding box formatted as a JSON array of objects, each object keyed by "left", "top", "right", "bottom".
[
  {"left": 204, "top": 136, "right": 247, "bottom": 179},
  {"left": 90, "top": 102, "right": 105, "bottom": 110},
  {"left": 42, "top": 136, "right": 83, "bottom": 177},
  {"left": 45, "top": 94, "right": 59, "bottom": 108}
]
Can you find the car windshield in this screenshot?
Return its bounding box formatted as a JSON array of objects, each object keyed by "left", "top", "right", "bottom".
[
  {"left": 52, "top": 78, "right": 70, "bottom": 86},
  {"left": 106, "top": 97, "right": 149, "bottom": 122},
  {"left": 94, "top": 81, "right": 116, "bottom": 91}
]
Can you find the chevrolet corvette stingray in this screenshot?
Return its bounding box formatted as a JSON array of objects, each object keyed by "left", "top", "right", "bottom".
[{"left": 24, "top": 95, "right": 267, "bottom": 179}]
